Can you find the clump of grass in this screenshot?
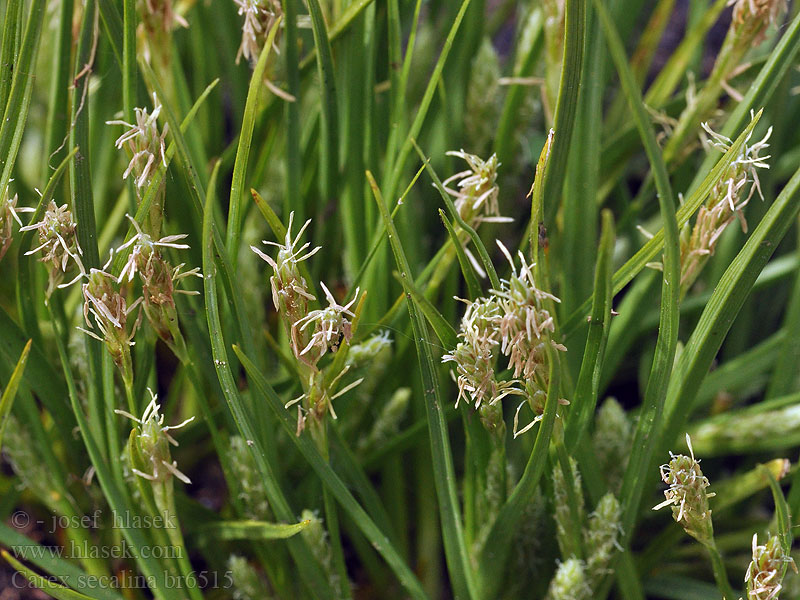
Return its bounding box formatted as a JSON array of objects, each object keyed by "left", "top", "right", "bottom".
[{"left": 1, "top": 0, "right": 800, "bottom": 599}]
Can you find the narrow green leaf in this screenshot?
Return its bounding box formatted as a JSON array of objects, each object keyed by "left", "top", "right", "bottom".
[
  {"left": 226, "top": 18, "right": 283, "bottom": 267},
  {"left": 439, "top": 209, "right": 482, "bottom": 300},
  {"left": 413, "top": 141, "right": 500, "bottom": 290},
  {"left": 194, "top": 519, "right": 310, "bottom": 542},
  {"left": 234, "top": 345, "right": 430, "bottom": 600},
  {"left": 201, "top": 163, "right": 338, "bottom": 600},
  {"left": 760, "top": 465, "right": 793, "bottom": 554},
  {"left": 383, "top": 0, "right": 472, "bottom": 202},
  {"left": 565, "top": 210, "right": 614, "bottom": 450},
  {"left": 367, "top": 170, "right": 477, "bottom": 600},
  {"left": 0, "top": 0, "right": 46, "bottom": 195},
  {"left": 478, "top": 347, "right": 561, "bottom": 598},
  {"left": 307, "top": 0, "right": 339, "bottom": 219},
  {"left": 391, "top": 271, "right": 458, "bottom": 350},
  {"left": 661, "top": 162, "right": 800, "bottom": 479},
  {"left": 594, "top": 0, "right": 680, "bottom": 545},
  {"left": 541, "top": 0, "right": 585, "bottom": 225},
  {"left": 2, "top": 551, "right": 95, "bottom": 600},
  {"left": 0, "top": 339, "right": 30, "bottom": 450},
  {"left": 562, "top": 114, "right": 762, "bottom": 334},
  {"left": 0, "top": 525, "right": 123, "bottom": 600}
]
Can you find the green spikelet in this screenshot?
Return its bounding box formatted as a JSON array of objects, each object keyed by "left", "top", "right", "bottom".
[
  {"left": 593, "top": 397, "right": 632, "bottom": 493},
  {"left": 227, "top": 554, "right": 271, "bottom": 600},
  {"left": 466, "top": 38, "right": 501, "bottom": 154},
  {"left": 584, "top": 493, "right": 622, "bottom": 591},
  {"left": 357, "top": 387, "right": 410, "bottom": 455},
  {"left": 546, "top": 558, "right": 591, "bottom": 600},
  {"left": 228, "top": 435, "right": 271, "bottom": 520},
  {"left": 553, "top": 456, "right": 585, "bottom": 559}
]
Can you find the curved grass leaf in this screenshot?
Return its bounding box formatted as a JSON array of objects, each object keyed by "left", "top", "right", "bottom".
[
  {"left": 2, "top": 551, "right": 95, "bottom": 600},
  {"left": 0, "top": 339, "right": 30, "bottom": 450},
  {"left": 201, "top": 168, "right": 338, "bottom": 600},
  {"left": 194, "top": 519, "right": 310, "bottom": 542},
  {"left": 541, "top": 0, "right": 585, "bottom": 225},
  {"left": 562, "top": 113, "right": 761, "bottom": 334},
  {"left": 233, "top": 345, "right": 431, "bottom": 600},
  {"left": 593, "top": 0, "right": 680, "bottom": 552},
  {"left": 0, "top": 0, "right": 46, "bottom": 196},
  {"left": 439, "top": 209, "right": 482, "bottom": 300},
  {"left": 564, "top": 210, "right": 614, "bottom": 450},
  {"left": 367, "top": 170, "right": 477, "bottom": 600},
  {"left": 226, "top": 18, "right": 282, "bottom": 267},
  {"left": 660, "top": 163, "right": 800, "bottom": 473}
]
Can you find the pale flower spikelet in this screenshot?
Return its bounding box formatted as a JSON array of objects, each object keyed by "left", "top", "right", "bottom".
[
  {"left": 730, "top": 0, "right": 788, "bottom": 46},
  {"left": 679, "top": 117, "right": 771, "bottom": 294},
  {"left": 251, "top": 211, "right": 320, "bottom": 358},
  {"left": 21, "top": 200, "right": 84, "bottom": 296},
  {"left": 0, "top": 185, "right": 33, "bottom": 262},
  {"left": 234, "top": 0, "right": 282, "bottom": 64},
  {"left": 116, "top": 216, "right": 201, "bottom": 359},
  {"left": 745, "top": 533, "right": 796, "bottom": 600},
  {"left": 653, "top": 434, "right": 716, "bottom": 546},
  {"left": 116, "top": 388, "right": 194, "bottom": 485},
  {"left": 295, "top": 282, "right": 359, "bottom": 364},
  {"left": 107, "top": 93, "right": 169, "bottom": 191},
  {"left": 80, "top": 257, "right": 142, "bottom": 375},
  {"left": 443, "top": 150, "right": 510, "bottom": 229}
]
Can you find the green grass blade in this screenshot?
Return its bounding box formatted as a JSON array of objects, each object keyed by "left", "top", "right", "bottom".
[
  {"left": 494, "top": 8, "right": 543, "bottom": 166},
  {"left": 414, "top": 141, "right": 500, "bottom": 290},
  {"left": 392, "top": 271, "right": 458, "bottom": 350},
  {"left": 541, "top": 0, "right": 585, "bottom": 225},
  {"left": 593, "top": 0, "right": 680, "bottom": 549},
  {"left": 0, "top": 525, "right": 123, "bottom": 600},
  {"left": 477, "top": 348, "right": 561, "bottom": 597},
  {"left": 439, "top": 209, "right": 482, "bottom": 300},
  {"left": 689, "top": 11, "right": 800, "bottom": 194},
  {"left": 0, "top": 0, "right": 22, "bottom": 115},
  {"left": 282, "top": 0, "right": 302, "bottom": 221},
  {"left": 306, "top": 0, "right": 339, "bottom": 216},
  {"left": 368, "top": 170, "right": 478, "bottom": 600},
  {"left": 0, "top": 339, "right": 30, "bottom": 450},
  {"left": 761, "top": 465, "right": 793, "bottom": 553},
  {"left": 383, "top": 0, "right": 472, "bottom": 202},
  {"left": 96, "top": 0, "right": 123, "bottom": 67},
  {"left": 226, "top": 18, "right": 282, "bottom": 267},
  {"left": 660, "top": 162, "right": 800, "bottom": 463},
  {"left": 201, "top": 167, "right": 338, "bottom": 600},
  {"left": 2, "top": 551, "right": 97, "bottom": 600},
  {"left": 194, "top": 519, "right": 310, "bottom": 542},
  {"left": 562, "top": 114, "right": 761, "bottom": 334},
  {"left": 234, "top": 345, "right": 431, "bottom": 600},
  {"left": 564, "top": 210, "right": 614, "bottom": 450},
  {"left": 0, "top": 0, "right": 46, "bottom": 195}
]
